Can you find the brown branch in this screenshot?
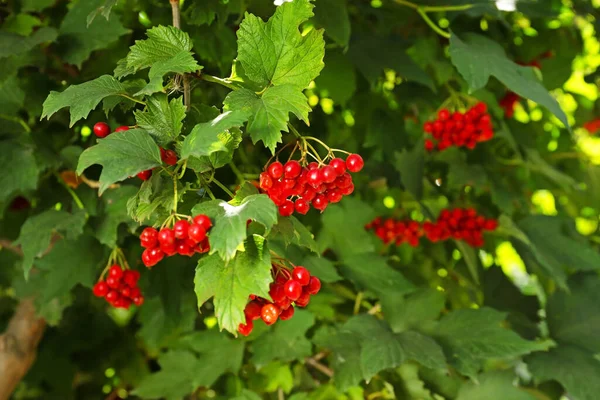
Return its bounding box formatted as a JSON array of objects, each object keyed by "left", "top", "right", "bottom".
[
  {"left": 305, "top": 356, "right": 334, "bottom": 378},
  {"left": 0, "top": 299, "right": 46, "bottom": 400},
  {"left": 170, "top": 0, "right": 191, "bottom": 110},
  {"left": 0, "top": 240, "right": 22, "bottom": 256}
]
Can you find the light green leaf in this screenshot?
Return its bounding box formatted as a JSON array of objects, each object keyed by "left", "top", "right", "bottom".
[
  {"left": 42, "top": 75, "right": 140, "bottom": 126},
  {"left": 14, "top": 210, "right": 86, "bottom": 278},
  {"left": 231, "top": 390, "right": 263, "bottom": 400},
  {"left": 181, "top": 110, "right": 249, "bottom": 159},
  {"left": 191, "top": 194, "right": 278, "bottom": 259},
  {"left": 224, "top": 85, "right": 310, "bottom": 153},
  {"left": 431, "top": 307, "right": 551, "bottom": 378},
  {"left": 252, "top": 309, "right": 315, "bottom": 365},
  {"left": 127, "top": 172, "right": 176, "bottom": 224},
  {"left": 194, "top": 235, "right": 272, "bottom": 334},
  {"left": 302, "top": 255, "right": 342, "bottom": 283},
  {"left": 340, "top": 253, "right": 414, "bottom": 297},
  {"left": 0, "top": 27, "right": 57, "bottom": 59},
  {"left": 127, "top": 25, "right": 193, "bottom": 72},
  {"left": 313, "top": 0, "right": 351, "bottom": 48},
  {"left": 449, "top": 33, "right": 569, "bottom": 128},
  {"left": 58, "top": 0, "right": 129, "bottom": 67},
  {"left": 456, "top": 371, "right": 536, "bottom": 400},
  {"left": 236, "top": 0, "right": 324, "bottom": 89},
  {"left": 134, "top": 94, "right": 186, "bottom": 146},
  {"left": 95, "top": 185, "right": 139, "bottom": 246},
  {"left": 0, "top": 141, "right": 39, "bottom": 205},
  {"left": 86, "top": 0, "right": 118, "bottom": 27},
  {"left": 260, "top": 361, "right": 294, "bottom": 394},
  {"left": 76, "top": 129, "right": 162, "bottom": 195},
  {"left": 136, "top": 52, "right": 201, "bottom": 96}
]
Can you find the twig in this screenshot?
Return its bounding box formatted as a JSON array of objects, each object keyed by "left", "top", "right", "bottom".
[
  {"left": 305, "top": 357, "right": 334, "bottom": 378},
  {"left": 278, "top": 388, "right": 284, "bottom": 400},
  {"left": 78, "top": 174, "right": 120, "bottom": 190},
  {"left": 170, "top": 0, "right": 191, "bottom": 109},
  {"left": 0, "top": 240, "right": 22, "bottom": 256}
]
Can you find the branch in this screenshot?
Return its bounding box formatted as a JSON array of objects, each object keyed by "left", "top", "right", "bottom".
[
  {"left": 170, "top": 0, "right": 191, "bottom": 110},
  {"left": 305, "top": 356, "right": 334, "bottom": 378},
  {"left": 0, "top": 299, "right": 46, "bottom": 400},
  {"left": 0, "top": 239, "right": 23, "bottom": 256}
]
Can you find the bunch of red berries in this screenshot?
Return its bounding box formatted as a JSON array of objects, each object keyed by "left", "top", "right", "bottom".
[
  {"left": 92, "top": 265, "right": 144, "bottom": 309},
  {"left": 423, "top": 208, "right": 498, "bottom": 247},
  {"left": 238, "top": 266, "right": 321, "bottom": 336},
  {"left": 365, "top": 217, "right": 423, "bottom": 247},
  {"left": 423, "top": 103, "right": 493, "bottom": 152},
  {"left": 136, "top": 147, "right": 178, "bottom": 181},
  {"left": 259, "top": 154, "right": 364, "bottom": 216},
  {"left": 92, "top": 122, "right": 130, "bottom": 138},
  {"left": 140, "top": 214, "right": 212, "bottom": 268}
]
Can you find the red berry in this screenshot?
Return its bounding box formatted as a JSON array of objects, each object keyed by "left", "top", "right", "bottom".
[
  {"left": 115, "top": 126, "right": 129, "bottom": 132},
  {"left": 278, "top": 199, "right": 294, "bottom": 217},
  {"left": 140, "top": 227, "right": 158, "bottom": 248},
  {"left": 193, "top": 215, "right": 212, "bottom": 231},
  {"left": 425, "top": 139, "right": 435, "bottom": 152},
  {"left": 161, "top": 149, "right": 178, "bottom": 166},
  {"left": 269, "top": 284, "right": 286, "bottom": 303},
  {"left": 424, "top": 122, "right": 433, "bottom": 133},
  {"left": 137, "top": 169, "right": 152, "bottom": 181},
  {"left": 276, "top": 296, "right": 292, "bottom": 310},
  {"left": 261, "top": 303, "right": 280, "bottom": 325},
  {"left": 340, "top": 183, "right": 354, "bottom": 196},
  {"left": 284, "top": 280, "right": 302, "bottom": 301},
  {"left": 238, "top": 319, "right": 254, "bottom": 336},
  {"left": 105, "top": 290, "right": 118, "bottom": 303},
  {"left": 160, "top": 243, "right": 176, "bottom": 256},
  {"left": 295, "top": 291, "right": 310, "bottom": 307},
  {"left": 196, "top": 237, "right": 210, "bottom": 254},
  {"left": 106, "top": 276, "right": 119, "bottom": 289},
  {"left": 133, "top": 296, "right": 144, "bottom": 306},
  {"left": 329, "top": 158, "right": 347, "bottom": 175},
  {"left": 260, "top": 172, "right": 273, "bottom": 190},
  {"left": 312, "top": 194, "right": 328, "bottom": 211},
  {"left": 438, "top": 109, "right": 450, "bottom": 121},
  {"left": 307, "top": 169, "right": 322, "bottom": 188},
  {"left": 320, "top": 165, "right": 337, "bottom": 183},
  {"left": 268, "top": 162, "right": 284, "bottom": 179},
  {"left": 109, "top": 265, "right": 123, "bottom": 280},
  {"left": 284, "top": 160, "right": 302, "bottom": 179},
  {"left": 346, "top": 154, "right": 364, "bottom": 173},
  {"left": 93, "top": 122, "right": 111, "bottom": 138},
  {"left": 93, "top": 281, "right": 109, "bottom": 297},
  {"left": 176, "top": 240, "right": 194, "bottom": 256},
  {"left": 158, "top": 228, "right": 175, "bottom": 246},
  {"left": 308, "top": 276, "right": 321, "bottom": 295},
  {"left": 244, "top": 301, "right": 263, "bottom": 321},
  {"left": 188, "top": 223, "right": 207, "bottom": 243},
  {"left": 120, "top": 286, "right": 131, "bottom": 298},
  {"left": 484, "top": 219, "right": 498, "bottom": 231},
  {"left": 326, "top": 189, "right": 343, "bottom": 203},
  {"left": 280, "top": 306, "right": 295, "bottom": 321},
  {"left": 173, "top": 220, "right": 190, "bottom": 240},
  {"left": 295, "top": 198, "right": 310, "bottom": 215},
  {"left": 292, "top": 267, "right": 310, "bottom": 286},
  {"left": 123, "top": 270, "right": 140, "bottom": 288}
]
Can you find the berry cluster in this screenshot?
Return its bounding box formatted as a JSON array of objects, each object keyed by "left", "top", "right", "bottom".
[
  {"left": 238, "top": 266, "right": 321, "bottom": 336},
  {"left": 423, "top": 103, "right": 493, "bottom": 152},
  {"left": 423, "top": 208, "right": 498, "bottom": 247},
  {"left": 259, "top": 154, "right": 364, "bottom": 216},
  {"left": 584, "top": 119, "right": 600, "bottom": 135},
  {"left": 137, "top": 147, "right": 179, "bottom": 181},
  {"left": 367, "top": 208, "right": 498, "bottom": 248},
  {"left": 93, "top": 265, "right": 144, "bottom": 309},
  {"left": 365, "top": 217, "right": 423, "bottom": 246},
  {"left": 92, "top": 122, "right": 129, "bottom": 138},
  {"left": 140, "top": 214, "right": 212, "bottom": 268}
]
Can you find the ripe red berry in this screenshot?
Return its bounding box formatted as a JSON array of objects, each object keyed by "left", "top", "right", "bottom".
[
  {"left": 133, "top": 296, "right": 144, "bottom": 306},
  {"left": 261, "top": 303, "right": 280, "bottom": 325},
  {"left": 268, "top": 161, "right": 284, "bottom": 179},
  {"left": 278, "top": 199, "right": 294, "bottom": 217},
  {"left": 173, "top": 220, "right": 190, "bottom": 240},
  {"left": 93, "top": 281, "right": 109, "bottom": 297},
  {"left": 312, "top": 194, "right": 328, "bottom": 211},
  {"left": 483, "top": 219, "right": 498, "bottom": 231},
  {"left": 438, "top": 109, "right": 450, "bottom": 121},
  {"left": 193, "top": 215, "right": 212, "bottom": 231},
  {"left": 284, "top": 160, "right": 302, "bottom": 179},
  {"left": 307, "top": 169, "right": 322, "bottom": 188},
  {"left": 346, "top": 154, "right": 364, "bottom": 173},
  {"left": 260, "top": 172, "right": 273, "bottom": 190},
  {"left": 326, "top": 189, "right": 343, "bottom": 203},
  {"left": 292, "top": 267, "right": 310, "bottom": 286},
  {"left": 160, "top": 243, "right": 176, "bottom": 256},
  {"left": 108, "top": 265, "right": 123, "bottom": 280},
  {"left": 137, "top": 169, "right": 152, "bottom": 181},
  {"left": 425, "top": 139, "right": 435, "bottom": 152},
  {"left": 308, "top": 276, "right": 321, "bottom": 295},
  {"left": 280, "top": 306, "right": 295, "bottom": 321},
  {"left": 340, "top": 183, "right": 354, "bottom": 196},
  {"left": 115, "top": 126, "right": 129, "bottom": 132},
  {"left": 123, "top": 270, "right": 140, "bottom": 288},
  {"left": 269, "top": 284, "right": 286, "bottom": 303},
  {"left": 188, "top": 223, "right": 206, "bottom": 243},
  {"left": 320, "top": 165, "right": 337, "bottom": 183},
  {"left": 295, "top": 198, "right": 310, "bottom": 215},
  {"left": 284, "top": 280, "right": 302, "bottom": 301},
  {"left": 244, "top": 301, "right": 263, "bottom": 321},
  {"left": 329, "top": 158, "right": 347, "bottom": 175},
  {"left": 158, "top": 228, "right": 175, "bottom": 246},
  {"left": 93, "top": 122, "right": 111, "bottom": 138},
  {"left": 295, "top": 291, "right": 310, "bottom": 307},
  {"left": 106, "top": 276, "right": 119, "bottom": 289},
  {"left": 140, "top": 227, "right": 158, "bottom": 248},
  {"left": 238, "top": 320, "right": 254, "bottom": 336},
  {"left": 105, "top": 290, "right": 118, "bottom": 303},
  {"left": 176, "top": 240, "right": 194, "bottom": 256},
  {"left": 161, "top": 148, "right": 178, "bottom": 166}
]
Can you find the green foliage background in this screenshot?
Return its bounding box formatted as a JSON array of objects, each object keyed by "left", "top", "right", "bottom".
[{"left": 1, "top": 0, "right": 600, "bottom": 399}]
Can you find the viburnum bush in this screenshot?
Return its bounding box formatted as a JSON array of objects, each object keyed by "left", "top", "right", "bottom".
[{"left": 1, "top": 0, "right": 600, "bottom": 399}]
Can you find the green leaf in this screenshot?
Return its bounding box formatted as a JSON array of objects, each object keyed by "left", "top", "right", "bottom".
[
  {"left": 260, "top": 361, "right": 294, "bottom": 394},
  {"left": 449, "top": 33, "right": 569, "bottom": 128},
  {"left": 0, "top": 76, "right": 25, "bottom": 114},
  {"left": 314, "top": 50, "right": 357, "bottom": 105},
  {"left": 76, "top": 129, "right": 162, "bottom": 195},
  {"left": 313, "top": 0, "right": 351, "bottom": 48},
  {"left": 127, "top": 172, "right": 176, "bottom": 224},
  {"left": 302, "top": 255, "right": 342, "bottom": 283},
  {"left": 135, "top": 51, "right": 202, "bottom": 96},
  {"left": 527, "top": 346, "right": 600, "bottom": 400},
  {"left": 0, "top": 27, "right": 57, "bottom": 59},
  {"left": 396, "top": 331, "right": 447, "bottom": 370},
  {"left": 134, "top": 94, "right": 186, "bottom": 146},
  {"left": 236, "top": 0, "right": 324, "bottom": 89},
  {"left": 95, "top": 185, "right": 139, "bottom": 246},
  {"left": 394, "top": 143, "right": 424, "bottom": 200},
  {"left": 14, "top": 210, "right": 86, "bottom": 278},
  {"left": 127, "top": 25, "right": 193, "bottom": 72},
  {"left": 86, "top": 0, "right": 118, "bottom": 27},
  {"left": 224, "top": 85, "right": 310, "bottom": 153},
  {"left": 21, "top": 0, "right": 54, "bottom": 12},
  {"left": 58, "top": 0, "right": 129, "bottom": 67},
  {"left": 271, "top": 216, "right": 319, "bottom": 253},
  {"left": 252, "top": 309, "right": 315, "bottom": 365},
  {"left": 180, "top": 110, "right": 249, "bottom": 159},
  {"left": 42, "top": 75, "right": 140, "bottom": 127},
  {"left": 340, "top": 253, "right": 414, "bottom": 297},
  {"left": 0, "top": 141, "right": 39, "bottom": 205},
  {"left": 381, "top": 288, "right": 445, "bottom": 333},
  {"left": 456, "top": 371, "right": 536, "bottom": 400},
  {"left": 455, "top": 240, "right": 480, "bottom": 284},
  {"left": 194, "top": 235, "right": 272, "bottom": 334},
  {"left": 431, "top": 307, "right": 551, "bottom": 378},
  {"left": 191, "top": 194, "right": 278, "bottom": 259},
  {"left": 231, "top": 390, "right": 263, "bottom": 400}
]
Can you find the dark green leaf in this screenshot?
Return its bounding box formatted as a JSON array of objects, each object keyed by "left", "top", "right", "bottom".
[
  {"left": 382, "top": 288, "right": 445, "bottom": 333},
  {"left": 339, "top": 253, "right": 414, "bottom": 297},
  {"left": 0, "top": 141, "right": 39, "bottom": 205},
  {"left": 394, "top": 143, "right": 424, "bottom": 200},
  {"left": 302, "top": 255, "right": 342, "bottom": 283},
  {"left": 313, "top": 0, "right": 351, "bottom": 48},
  {"left": 86, "top": 0, "right": 118, "bottom": 26},
  {"left": 95, "top": 185, "right": 139, "bottom": 246},
  {"left": 134, "top": 94, "right": 187, "bottom": 146},
  {"left": 0, "top": 27, "right": 57, "bottom": 59}
]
